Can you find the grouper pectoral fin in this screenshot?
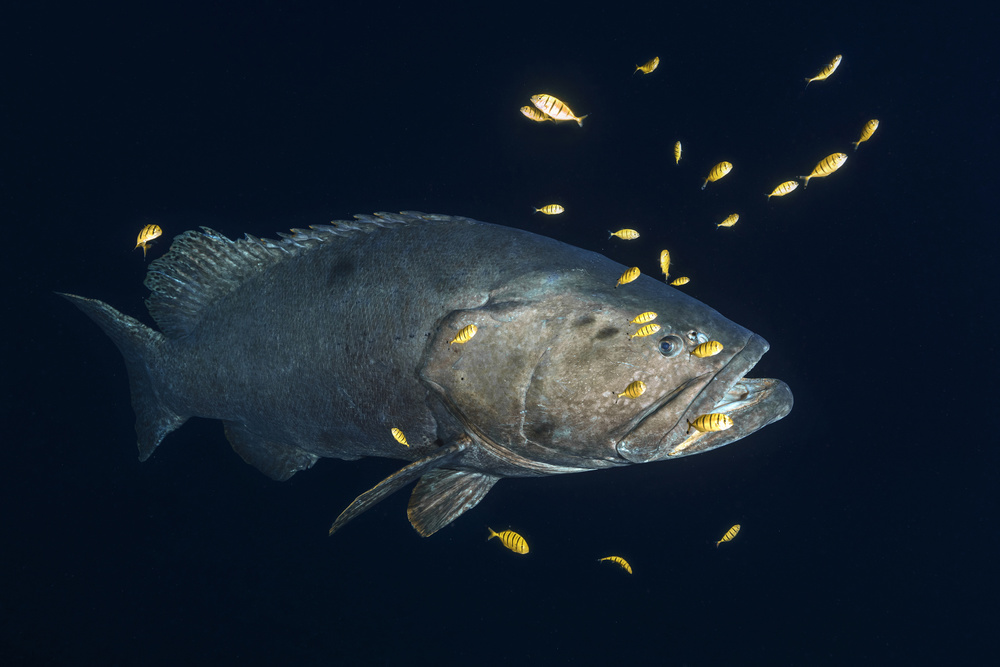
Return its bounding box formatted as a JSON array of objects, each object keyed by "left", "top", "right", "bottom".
[
  {"left": 223, "top": 421, "right": 319, "bottom": 481},
  {"left": 407, "top": 469, "right": 500, "bottom": 537},
  {"left": 328, "top": 439, "right": 468, "bottom": 536}
]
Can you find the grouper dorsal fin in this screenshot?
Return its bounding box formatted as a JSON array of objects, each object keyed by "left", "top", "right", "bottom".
[
  {"left": 407, "top": 469, "right": 500, "bottom": 537},
  {"left": 144, "top": 211, "right": 464, "bottom": 338}
]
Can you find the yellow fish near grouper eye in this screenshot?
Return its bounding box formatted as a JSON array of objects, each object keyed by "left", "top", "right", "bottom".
[
  {"left": 529, "top": 94, "right": 588, "bottom": 127},
  {"left": 716, "top": 524, "right": 740, "bottom": 547},
  {"left": 691, "top": 340, "right": 724, "bottom": 358},
  {"left": 687, "top": 412, "right": 734, "bottom": 433},
  {"left": 629, "top": 324, "right": 661, "bottom": 340},
  {"left": 630, "top": 311, "right": 657, "bottom": 325},
  {"left": 449, "top": 324, "right": 478, "bottom": 345},
  {"left": 598, "top": 556, "right": 633, "bottom": 574},
  {"left": 488, "top": 527, "right": 529, "bottom": 554},
  {"left": 135, "top": 224, "right": 163, "bottom": 258}
]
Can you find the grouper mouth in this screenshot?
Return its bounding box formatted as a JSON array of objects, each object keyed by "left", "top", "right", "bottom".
[{"left": 616, "top": 333, "right": 793, "bottom": 463}]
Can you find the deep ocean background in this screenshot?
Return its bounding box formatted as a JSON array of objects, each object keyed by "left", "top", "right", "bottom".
[{"left": 2, "top": 2, "right": 995, "bottom": 665}]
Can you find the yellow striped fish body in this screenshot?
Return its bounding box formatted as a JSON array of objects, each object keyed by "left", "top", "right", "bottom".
[
  {"left": 687, "top": 412, "right": 734, "bottom": 433},
  {"left": 852, "top": 119, "right": 879, "bottom": 150},
  {"left": 716, "top": 524, "right": 741, "bottom": 547},
  {"left": 717, "top": 213, "right": 739, "bottom": 228},
  {"left": 618, "top": 380, "right": 646, "bottom": 399},
  {"left": 691, "top": 340, "right": 724, "bottom": 358},
  {"left": 598, "top": 556, "right": 633, "bottom": 574},
  {"left": 616, "top": 266, "right": 640, "bottom": 288},
  {"left": 520, "top": 105, "right": 554, "bottom": 122},
  {"left": 767, "top": 180, "right": 799, "bottom": 199},
  {"left": 660, "top": 249, "right": 670, "bottom": 279},
  {"left": 390, "top": 427, "right": 408, "bottom": 447},
  {"left": 534, "top": 204, "right": 565, "bottom": 215},
  {"left": 135, "top": 224, "right": 163, "bottom": 257},
  {"left": 805, "top": 54, "right": 842, "bottom": 87},
  {"left": 635, "top": 56, "right": 660, "bottom": 74},
  {"left": 529, "top": 94, "right": 588, "bottom": 127},
  {"left": 701, "top": 161, "right": 733, "bottom": 190},
  {"left": 629, "top": 323, "right": 661, "bottom": 340},
  {"left": 670, "top": 276, "right": 690, "bottom": 286},
  {"left": 488, "top": 528, "right": 529, "bottom": 554},
  {"left": 609, "top": 229, "right": 639, "bottom": 240},
  {"left": 800, "top": 153, "right": 848, "bottom": 188},
  {"left": 630, "top": 311, "right": 658, "bottom": 325},
  {"left": 674, "top": 141, "right": 682, "bottom": 165},
  {"left": 449, "top": 324, "right": 478, "bottom": 345}
]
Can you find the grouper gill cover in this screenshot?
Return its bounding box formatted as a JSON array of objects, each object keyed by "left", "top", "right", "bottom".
[{"left": 63, "top": 211, "right": 793, "bottom": 537}]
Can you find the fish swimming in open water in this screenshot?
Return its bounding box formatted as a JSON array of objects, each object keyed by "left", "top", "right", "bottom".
[{"left": 62, "top": 211, "right": 792, "bottom": 539}]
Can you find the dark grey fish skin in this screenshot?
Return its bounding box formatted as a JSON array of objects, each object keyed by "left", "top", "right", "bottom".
[{"left": 63, "top": 212, "right": 792, "bottom": 537}]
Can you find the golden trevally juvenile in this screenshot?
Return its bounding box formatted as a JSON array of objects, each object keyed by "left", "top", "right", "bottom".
[
  {"left": 629, "top": 323, "right": 661, "bottom": 340},
  {"left": 805, "top": 54, "right": 842, "bottom": 87},
  {"left": 598, "top": 556, "right": 633, "bottom": 574},
  {"left": 449, "top": 324, "right": 478, "bottom": 345},
  {"left": 391, "top": 428, "right": 409, "bottom": 447},
  {"left": 852, "top": 119, "right": 879, "bottom": 150},
  {"left": 630, "top": 311, "right": 657, "bottom": 325},
  {"left": 616, "top": 266, "right": 640, "bottom": 288},
  {"left": 609, "top": 229, "right": 639, "bottom": 240},
  {"left": 716, "top": 524, "right": 740, "bottom": 547},
  {"left": 534, "top": 204, "right": 564, "bottom": 215},
  {"left": 674, "top": 141, "right": 682, "bottom": 165},
  {"left": 691, "top": 340, "right": 724, "bottom": 358},
  {"left": 488, "top": 527, "right": 529, "bottom": 554},
  {"left": 618, "top": 380, "right": 647, "bottom": 399},
  {"left": 660, "top": 249, "right": 671, "bottom": 279},
  {"left": 635, "top": 56, "right": 660, "bottom": 74},
  {"left": 135, "top": 224, "right": 163, "bottom": 258},
  {"left": 687, "top": 412, "right": 734, "bottom": 433},
  {"left": 717, "top": 213, "right": 739, "bottom": 228},
  {"left": 520, "top": 105, "right": 553, "bottom": 122},
  {"left": 670, "top": 276, "right": 690, "bottom": 286},
  {"left": 800, "top": 153, "right": 848, "bottom": 188},
  {"left": 767, "top": 180, "right": 799, "bottom": 199},
  {"left": 701, "top": 161, "right": 733, "bottom": 190},
  {"left": 529, "top": 94, "right": 588, "bottom": 127}
]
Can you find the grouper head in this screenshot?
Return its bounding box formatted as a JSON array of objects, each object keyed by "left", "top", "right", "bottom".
[{"left": 420, "top": 262, "right": 793, "bottom": 476}]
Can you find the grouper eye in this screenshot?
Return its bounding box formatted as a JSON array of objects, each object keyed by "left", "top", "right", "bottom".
[{"left": 658, "top": 335, "right": 685, "bottom": 357}]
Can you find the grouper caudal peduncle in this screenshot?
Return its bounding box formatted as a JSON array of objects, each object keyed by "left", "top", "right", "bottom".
[{"left": 63, "top": 211, "right": 792, "bottom": 537}]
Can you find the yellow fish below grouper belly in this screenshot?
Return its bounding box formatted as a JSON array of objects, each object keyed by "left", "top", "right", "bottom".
[{"left": 61, "top": 211, "right": 792, "bottom": 542}]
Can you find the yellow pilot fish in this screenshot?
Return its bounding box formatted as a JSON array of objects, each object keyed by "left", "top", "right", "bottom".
[
  {"left": 534, "top": 204, "right": 565, "bottom": 215},
  {"left": 629, "top": 323, "right": 661, "bottom": 340},
  {"left": 616, "top": 267, "right": 640, "bottom": 288},
  {"left": 135, "top": 224, "right": 163, "bottom": 258},
  {"left": 717, "top": 213, "right": 739, "bottom": 228},
  {"left": 853, "top": 119, "right": 879, "bottom": 150},
  {"left": 529, "top": 94, "right": 588, "bottom": 127},
  {"left": 805, "top": 55, "right": 842, "bottom": 87},
  {"left": 635, "top": 56, "right": 660, "bottom": 74},
  {"left": 767, "top": 180, "right": 799, "bottom": 199},
  {"left": 800, "top": 153, "right": 848, "bottom": 188},
  {"left": 716, "top": 524, "right": 741, "bottom": 547},
  {"left": 670, "top": 276, "right": 690, "bottom": 286},
  {"left": 598, "top": 556, "right": 633, "bottom": 574},
  {"left": 701, "top": 161, "right": 733, "bottom": 190},
  {"left": 691, "top": 340, "right": 724, "bottom": 358},
  {"left": 520, "top": 105, "right": 554, "bottom": 122},
  {"left": 630, "top": 311, "right": 658, "bottom": 324},
  {"left": 674, "top": 141, "right": 682, "bottom": 165},
  {"left": 488, "top": 527, "right": 529, "bottom": 554},
  {"left": 390, "top": 427, "right": 408, "bottom": 447},
  {"left": 687, "top": 412, "right": 734, "bottom": 433},
  {"left": 660, "top": 249, "right": 671, "bottom": 279},
  {"left": 449, "top": 324, "right": 478, "bottom": 345},
  {"left": 618, "top": 380, "right": 646, "bottom": 399},
  {"left": 609, "top": 229, "right": 639, "bottom": 240}
]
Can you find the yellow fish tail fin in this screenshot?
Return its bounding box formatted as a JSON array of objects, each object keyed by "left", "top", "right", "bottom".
[{"left": 576, "top": 114, "right": 589, "bottom": 127}]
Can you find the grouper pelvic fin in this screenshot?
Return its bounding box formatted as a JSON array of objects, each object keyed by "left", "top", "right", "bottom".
[
  {"left": 407, "top": 469, "right": 500, "bottom": 537},
  {"left": 329, "top": 438, "right": 470, "bottom": 536},
  {"left": 59, "top": 293, "right": 187, "bottom": 461},
  {"left": 223, "top": 421, "right": 319, "bottom": 481}
]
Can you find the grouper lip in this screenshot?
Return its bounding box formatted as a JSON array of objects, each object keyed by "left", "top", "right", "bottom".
[{"left": 615, "top": 333, "right": 771, "bottom": 464}]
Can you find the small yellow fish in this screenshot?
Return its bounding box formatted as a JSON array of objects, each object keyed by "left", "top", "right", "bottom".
[
  {"left": 449, "top": 324, "right": 478, "bottom": 345},
  {"left": 488, "top": 527, "right": 529, "bottom": 554},
  {"left": 616, "top": 267, "right": 640, "bottom": 288},
  {"left": 618, "top": 380, "right": 646, "bottom": 399},
  {"left": 520, "top": 105, "right": 554, "bottom": 122},
  {"left": 691, "top": 340, "right": 724, "bottom": 358},
  {"left": 687, "top": 412, "right": 734, "bottom": 433},
  {"left": 534, "top": 204, "right": 565, "bottom": 215},
  {"left": 717, "top": 213, "right": 739, "bottom": 228},
  {"left": 609, "top": 229, "right": 639, "bottom": 240},
  {"left": 674, "top": 141, "right": 682, "bottom": 165},
  {"left": 670, "top": 276, "right": 690, "bottom": 286},
  {"left": 630, "top": 311, "right": 658, "bottom": 324},
  {"left": 701, "top": 161, "right": 733, "bottom": 190},
  {"left": 800, "top": 153, "right": 848, "bottom": 188},
  {"left": 767, "top": 180, "right": 799, "bottom": 199},
  {"left": 598, "top": 556, "right": 633, "bottom": 574},
  {"left": 629, "top": 323, "right": 661, "bottom": 340},
  {"left": 390, "top": 427, "right": 408, "bottom": 447},
  {"left": 659, "top": 249, "right": 671, "bottom": 279},
  {"left": 852, "top": 119, "right": 879, "bottom": 150},
  {"left": 805, "top": 54, "right": 842, "bottom": 87},
  {"left": 716, "top": 524, "right": 741, "bottom": 547},
  {"left": 529, "top": 94, "right": 588, "bottom": 127},
  {"left": 135, "top": 224, "right": 163, "bottom": 257},
  {"left": 635, "top": 56, "right": 660, "bottom": 74}
]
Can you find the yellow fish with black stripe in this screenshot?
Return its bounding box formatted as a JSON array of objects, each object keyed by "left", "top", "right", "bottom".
[
  {"left": 805, "top": 55, "right": 842, "bottom": 87},
  {"left": 598, "top": 556, "right": 633, "bottom": 574},
  {"left": 701, "top": 161, "right": 733, "bottom": 190},
  {"left": 687, "top": 412, "right": 733, "bottom": 433},
  {"left": 716, "top": 524, "right": 740, "bottom": 547},
  {"left": 800, "top": 153, "right": 848, "bottom": 188},
  {"left": 529, "top": 94, "right": 588, "bottom": 127},
  {"left": 135, "top": 224, "right": 163, "bottom": 258},
  {"left": 488, "top": 527, "right": 529, "bottom": 554}
]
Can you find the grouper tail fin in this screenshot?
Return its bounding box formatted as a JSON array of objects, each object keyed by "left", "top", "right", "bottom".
[{"left": 59, "top": 293, "right": 187, "bottom": 461}]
